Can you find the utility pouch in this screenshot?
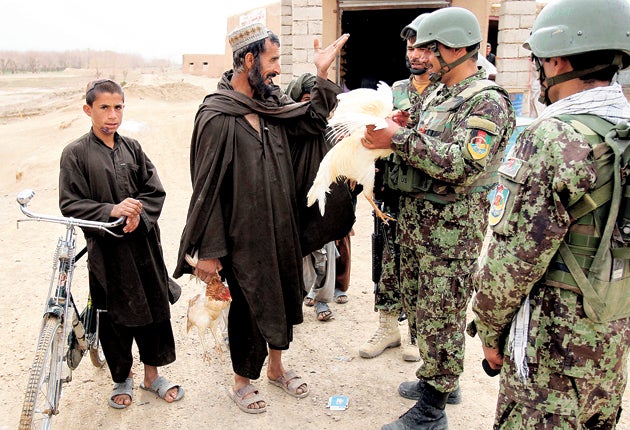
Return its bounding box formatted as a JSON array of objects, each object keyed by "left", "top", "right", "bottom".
[
  {"left": 383, "top": 153, "right": 432, "bottom": 193},
  {"left": 550, "top": 116, "right": 630, "bottom": 323}
]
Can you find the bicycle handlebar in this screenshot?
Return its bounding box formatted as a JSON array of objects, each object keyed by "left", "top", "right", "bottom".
[{"left": 17, "top": 189, "right": 126, "bottom": 238}]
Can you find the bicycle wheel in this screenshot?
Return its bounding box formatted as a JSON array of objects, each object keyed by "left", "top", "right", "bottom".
[
  {"left": 81, "top": 305, "right": 106, "bottom": 368},
  {"left": 89, "top": 336, "right": 106, "bottom": 368},
  {"left": 19, "top": 315, "right": 64, "bottom": 430}
]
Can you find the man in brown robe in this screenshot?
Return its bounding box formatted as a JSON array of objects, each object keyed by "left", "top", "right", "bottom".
[
  {"left": 174, "top": 24, "right": 349, "bottom": 413},
  {"left": 59, "top": 79, "right": 183, "bottom": 409}
]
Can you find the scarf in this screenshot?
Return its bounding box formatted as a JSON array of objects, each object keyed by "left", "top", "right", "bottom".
[
  {"left": 199, "top": 70, "right": 310, "bottom": 119},
  {"left": 538, "top": 82, "right": 630, "bottom": 125}
]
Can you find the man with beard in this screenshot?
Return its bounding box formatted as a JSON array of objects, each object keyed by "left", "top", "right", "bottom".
[
  {"left": 174, "top": 23, "right": 349, "bottom": 414},
  {"left": 359, "top": 13, "right": 435, "bottom": 363}
]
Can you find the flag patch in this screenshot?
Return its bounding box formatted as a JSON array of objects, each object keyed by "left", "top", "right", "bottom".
[
  {"left": 489, "top": 184, "right": 509, "bottom": 226},
  {"left": 468, "top": 129, "right": 491, "bottom": 160}
]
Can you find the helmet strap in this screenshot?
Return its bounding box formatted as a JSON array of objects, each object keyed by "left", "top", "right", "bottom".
[
  {"left": 430, "top": 45, "right": 479, "bottom": 83},
  {"left": 539, "top": 54, "right": 623, "bottom": 105}
]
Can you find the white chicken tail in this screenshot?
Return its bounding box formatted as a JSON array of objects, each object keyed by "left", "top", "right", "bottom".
[{"left": 306, "top": 154, "right": 333, "bottom": 215}]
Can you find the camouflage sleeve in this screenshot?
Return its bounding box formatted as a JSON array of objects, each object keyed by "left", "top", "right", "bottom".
[
  {"left": 472, "top": 119, "right": 597, "bottom": 349},
  {"left": 392, "top": 79, "right": 411, "bottom": 111},
  {"left": 391, "top": 89, "right": 514, "bottom": 186}
]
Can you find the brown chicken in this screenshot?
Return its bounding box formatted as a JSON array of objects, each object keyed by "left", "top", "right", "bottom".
[{"left": 186, "top": 272, "right": 232, "bottom": 362}]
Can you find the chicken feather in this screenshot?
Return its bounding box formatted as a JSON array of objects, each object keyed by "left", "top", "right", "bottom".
[
  {"left": 184, "top": 254, "right": 232, "bottom": 363},
  {"left": 306, "top": 81, "right": 395, "bottom": 217}
]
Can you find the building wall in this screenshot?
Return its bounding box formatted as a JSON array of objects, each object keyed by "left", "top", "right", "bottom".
[
  {"left": 286, "top": 0, "right": 493, "bottom": 87},
  {"left": 183, "top": 0, "right": 539, "bottom": 116},
  {"left": 281, "top": 0, "right": 326, "bottom": 87},
  {"left": 496, "top": 0, "right": 537, "bottom": 116},
  {"left": 181, "top": 2, "right": 282, "bottom": 78}
]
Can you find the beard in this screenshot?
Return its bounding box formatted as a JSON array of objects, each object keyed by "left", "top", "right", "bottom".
[
  {"left": 248, "top": 60, "right": 276, "bottom": 99},
  {"left": 405, "top": 56, "right": 426, "bottom": 76}
]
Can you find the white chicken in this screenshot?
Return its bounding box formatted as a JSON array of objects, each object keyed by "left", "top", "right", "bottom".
[{"left": 306, "top": 81, "right": 395, "bottom": 221}]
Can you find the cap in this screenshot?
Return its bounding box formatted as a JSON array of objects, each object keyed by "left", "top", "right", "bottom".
[{"left": 228, "top": 22, "right": 270, "bottom": 52}]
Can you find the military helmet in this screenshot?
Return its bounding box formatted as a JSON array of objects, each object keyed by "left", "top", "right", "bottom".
[
  {"left": 413, "top": 7, "right": 482, "bottom": 48},
  {"left": 524, "top": 0, "right": 630, "bottom": 64},
  {"left": 400, "top": 13, "right": 429, "bottom": 39}
]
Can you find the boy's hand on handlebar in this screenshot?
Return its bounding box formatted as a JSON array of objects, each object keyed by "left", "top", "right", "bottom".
[
  {"left": 123, "top": 214, "right": 140, "bottom": 233},
  {"left": 111, "top": 198, "right": 143, "bottom": 218},
  {"left": 111, "top": 198, "right": 142, "bottom": 234}
]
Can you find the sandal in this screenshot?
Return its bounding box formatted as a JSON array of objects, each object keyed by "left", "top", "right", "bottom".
[
  {"left": 268, "top": 369, "right": 309, "bottom": 398},
  {"left": 315, "top": 301, "right": 333, "bottom": 321},
  {"left": 108, "top": 377, "right": 133, "bottom": 409},
  {"left": 334, "top": 288, "right": 348, "bottom": 304},
  {"left": 227, "top": 384, "right": 267, "bottom": 414},
  {"left": 303, "top": 289, "right": 315, "bottom": 307},
  {"left": 140, "top": 376, "right": 184, "bottom": 403}
]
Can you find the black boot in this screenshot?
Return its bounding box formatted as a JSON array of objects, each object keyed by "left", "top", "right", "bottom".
[
  {"left": 382, "top": 382, "right": 449, "bottom": 430},
  {"left": 398, "top": 379, "right": 462, "bottom": 404}
]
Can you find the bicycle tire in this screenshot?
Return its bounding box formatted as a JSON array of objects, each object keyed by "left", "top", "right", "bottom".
[
  {"left": 89, "top": 339, "right": 106, "bottom": 368},
  {"left": 19, "top": 315, "right": 64, "bottom": 430}
]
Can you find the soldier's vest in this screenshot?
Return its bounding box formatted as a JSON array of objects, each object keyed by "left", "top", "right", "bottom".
[
  {"left": 392, "top": 79, "right": 412, "bottom": 111},
  {"left": 544, "top": 114, "right": 630, "bottom": 323},
  {"left": 384, "top": 79, "right": 508, "bottom": 204}
]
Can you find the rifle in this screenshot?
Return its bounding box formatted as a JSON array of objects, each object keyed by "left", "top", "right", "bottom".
[
  {"left": 372, "top": 159, "right": 400, "bottom": 294},
  {"left": 371, "top": 200, "right": 385, "bottom": 291}
]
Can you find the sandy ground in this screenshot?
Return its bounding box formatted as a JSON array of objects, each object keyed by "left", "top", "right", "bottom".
[{"left": 1, "top": 69, "right": 629, "bottom": 430}]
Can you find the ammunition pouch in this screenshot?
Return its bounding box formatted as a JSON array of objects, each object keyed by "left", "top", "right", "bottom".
[
  {"left": 543, "top": 115, "right": 630, "bottom": 323},
  {"left": 383, "top": 153, "right": 432, "bottom": 194}
]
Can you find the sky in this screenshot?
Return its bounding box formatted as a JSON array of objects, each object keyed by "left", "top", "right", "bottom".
[{"left": 0, "top": 0, "right": 276, "bottom": 62}]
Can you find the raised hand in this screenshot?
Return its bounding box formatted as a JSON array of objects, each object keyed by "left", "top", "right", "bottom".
[{"left": 314, "top": 33, "right": 350, "bottom": 78}]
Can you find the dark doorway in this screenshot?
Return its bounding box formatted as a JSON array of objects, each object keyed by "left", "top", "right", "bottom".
[
  {"left": 487, "top": 17, "right": 498, "bottom": 60},
  {"left": 339, "top": 7, "right": 436, "bottom": 90}
]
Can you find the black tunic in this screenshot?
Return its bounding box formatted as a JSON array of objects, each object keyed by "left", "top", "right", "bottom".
[
  {"left": 59, "top": 130, "right": 169, "bottom": 327},
  {"left": 174, "top": 72, "right": 339, "bottom": 347}
]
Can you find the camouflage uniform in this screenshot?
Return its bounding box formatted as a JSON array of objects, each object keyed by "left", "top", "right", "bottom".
[
  {"left": 472, "top": 117, "right": 630, "bottom": 428},
  {"left": 392, "top": 69, "right": 515, "bottom": 393},
  {"left": 374, "top": 76, "right": 426, "bottom": 319}
]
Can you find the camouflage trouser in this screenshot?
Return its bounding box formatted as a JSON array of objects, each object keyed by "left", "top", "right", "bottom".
[
  {"left": 494, "top": 285, "right": 630, "bottom": 429},
  {"left": 494, "top": 370, "right": 624, "bottom": 429},
  {"left": 373, "top": 221, "right": 418, "bottom": 337},
  {"left": 399, "top": 245, "right": 474, "bottom": 393},
  {"left": 374, "top": 234, "right": 402, "bottom": 312}
]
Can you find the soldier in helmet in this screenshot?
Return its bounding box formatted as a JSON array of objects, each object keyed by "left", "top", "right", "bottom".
[
  {"left": 471, "top": 0, "right": 630, "bottom": 428},
  {"left": 364, "top": 7, "right": 515, "bottom": 429},
  {"left": 359, "top": 13, "right": 434, "bottom": 364}
]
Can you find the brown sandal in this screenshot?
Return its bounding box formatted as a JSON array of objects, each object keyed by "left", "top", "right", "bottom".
[
  {"left": 315, "top": 301, "right": 333, "bottom": 321},
  {"left": 227, "top": 384, "right": 267, "bottom": 414},
  {"left": 268, "top": 370, "right": 309, "bottom": 398}
]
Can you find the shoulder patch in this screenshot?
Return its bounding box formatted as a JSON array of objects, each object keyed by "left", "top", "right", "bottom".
[
  {"left": 498, "top": 157, "right": 523, "bottom": 179},
  {"left": 488, "top": 184, "right": 509, "bottom": 226},
  {"left": 466, "top": 116, "right": 497, "bottom": 134},
  {"left": 467, "top": 129, "right": 491, "bottom": 160}
]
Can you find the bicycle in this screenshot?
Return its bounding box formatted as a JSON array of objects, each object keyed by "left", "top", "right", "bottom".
[{"left": 16, "top": 189, "right": 124, "bottom": 430}]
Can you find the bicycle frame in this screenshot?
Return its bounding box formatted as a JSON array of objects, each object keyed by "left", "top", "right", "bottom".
[{"left": 17, "top": 189, "right": 124, "bottom": 430}]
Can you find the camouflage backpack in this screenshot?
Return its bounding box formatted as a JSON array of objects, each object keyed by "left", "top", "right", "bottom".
[{"left": 545, "top": 114, "right": 630, "bottom": 323}]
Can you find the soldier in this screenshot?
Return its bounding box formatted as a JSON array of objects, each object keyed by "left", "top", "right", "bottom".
[
  {"left": 363, "top": 7, "right": 515, "bottom": 429},
  {"left": 471, "top": 0, "right": 630, "bottom": 428},
  {"left": 358, "top": 13, "right": 433, "bottom": 363}
]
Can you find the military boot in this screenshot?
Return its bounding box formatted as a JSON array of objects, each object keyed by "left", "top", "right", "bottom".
[
  {"left": 398, "top": 379, "right": 462, "bottom": 405},
  {"left": 401, "top": 333, "right": 421, "bottom": 362},
  {"left": 359, "top": 310, "right": 401, "bottom": 358},
  {"left": 382, "top": 383, "right": 449, "bottom": 430}
]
